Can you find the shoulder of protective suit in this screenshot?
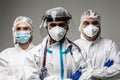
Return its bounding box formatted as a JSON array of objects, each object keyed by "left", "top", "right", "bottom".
[
  {"left": 74, "top": 39, "right": 81, "bottom": 44},
  {"left": 0, "top": 47, "right": 15, "bottom": 60},
  {"left": 99, "top": 38, "right": 119, "bottom": 50},
  {"left": 31, "top": 43, "right": 42, "bottom": 51},
  {"left": 29, "top": 43, "right": 42, "bottom": 56},
  {"left": 100, "top": 38, "right": 115, "bottom": 44},
  {"left": 70, "top": 42, "right": 81, "bottom": 52},
  {"left": 0, "top": 47, "right": 14, "bottom": 54}
]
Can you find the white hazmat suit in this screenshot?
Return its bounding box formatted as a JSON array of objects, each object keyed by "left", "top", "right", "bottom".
[
  {"left": 25, "top": 36, "right": 87, "bottom": 80},
  {"left": 74, "top": 9, "right": 120, "bottom": 80},
  {"left": 24, "top": 7, "right": 88, "bottom": 80},
  {"left": 0, "top": 16, "right": 35, "bottom": 80}
]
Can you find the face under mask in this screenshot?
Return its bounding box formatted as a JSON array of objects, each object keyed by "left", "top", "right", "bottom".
[
  {"left": 83, "top": 24, "right": 99, "bottom": 37},
  {"left": 48, "top": 26, "right": 67, "bottom": 41},
  {"left": 14, "top": 31, "right": 31, "bottom": 44}
]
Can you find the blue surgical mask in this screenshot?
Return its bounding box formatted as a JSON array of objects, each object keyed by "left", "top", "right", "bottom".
[{"left": 14, "top": 31, "right": 31, "bottom": 44}]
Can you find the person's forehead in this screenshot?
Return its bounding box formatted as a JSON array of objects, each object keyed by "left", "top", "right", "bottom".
[
  {"left": 16, "top": 22, "right": 29, "bottom": 27},
  {"left": 48, "top": 21, "right": 66, "bottom": 24},
  {"left": 84, "top": 18, "right": 98, "bottom": 22}
]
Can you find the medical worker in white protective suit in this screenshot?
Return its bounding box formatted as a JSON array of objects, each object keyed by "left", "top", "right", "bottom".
[
  {"left": 74, "top": 9, "right": 120, "bottom": 80},
  {"left": 0, "top": 16, "right": 35, "bottom": 80},
  {"left": 25, "top": 7, "right": 88, "bottom": 80}
]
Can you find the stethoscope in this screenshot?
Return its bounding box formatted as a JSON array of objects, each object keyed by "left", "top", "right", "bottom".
[{"left": 40, "top": 38, "right": 88, "bottom": 80}]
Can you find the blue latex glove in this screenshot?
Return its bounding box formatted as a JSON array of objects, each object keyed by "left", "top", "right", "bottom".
[
  {"left": 71, "top": 70, "right": 82, "bottom": 80},
  {"left": 104, "top": 60, "right": 114, "bottom": 67}
]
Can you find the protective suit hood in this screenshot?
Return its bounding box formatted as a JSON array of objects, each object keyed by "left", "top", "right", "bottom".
[{"left": 79, "top": 9, "right": 101, "bottom": 42}]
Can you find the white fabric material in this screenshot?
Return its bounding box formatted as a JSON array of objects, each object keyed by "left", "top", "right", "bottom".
[
  {"left": 80, "top": 9, "right": 100, "bottom": 22},
  {"left": 12, "top": 16, "right": 33, "bottom": 44},
  {"left": 25, "top": 36, "right": 87, "bottom": 80},
  {"left": 44, "top": 75, "right": 72, "bottom": 80},
  {"left": 79, "top": 9, "right": 100, "bottom": 32},
  {"left": 48, "top": 26, "right": 66, "bottom": 41},
  {"left": 74, "top": 37, "right": 120, "bottom": 80},
  {"left": 12, "top": 16, "right": 33, "bottom": 31},
  {"left": 82, "top": 24, "right": 99, "bottom": 37},
  {"left": 77, "top": 9, "right": 120, "bottom": 80},
  {"left": 0, "top": 43, "right": 35, "bottom": 80}
]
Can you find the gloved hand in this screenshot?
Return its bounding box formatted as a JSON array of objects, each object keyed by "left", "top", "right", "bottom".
[
  {"left": 104, "top": 60, "right": 114, "bottom": 67},
  {"left": 91, "top": 60, "right": 114, "bottom": 79},
  {"left": 71, "top": 70, "right": 82, "bottom": 80}
]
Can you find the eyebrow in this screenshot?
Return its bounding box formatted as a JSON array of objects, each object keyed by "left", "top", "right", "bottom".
[{"left": 16, "top": 26, "right": 29, "bottom": 27}]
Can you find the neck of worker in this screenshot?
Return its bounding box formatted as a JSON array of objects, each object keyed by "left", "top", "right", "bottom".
[{"left": 19, "top": 41, "right": 31, "bottom": 50}]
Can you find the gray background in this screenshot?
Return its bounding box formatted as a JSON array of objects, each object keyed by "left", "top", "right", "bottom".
[{"left": 0, "top": 0, "right": 120, "bottom": 52}]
